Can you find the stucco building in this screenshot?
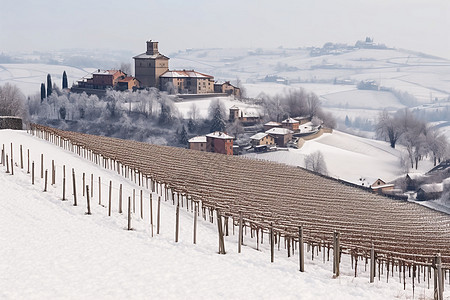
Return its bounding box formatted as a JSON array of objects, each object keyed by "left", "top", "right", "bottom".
[
  {"left": 188, "top": 136, "right": 207, "bottom": 152},
  {"left": 133, "top": 40, "right": 170, "bottom": 88},
  {"left": 159, "top": 70, "right": 214, "bottom": 94},
  {"left": 206, "top": 131, "right": 234, "bottom": 155}
]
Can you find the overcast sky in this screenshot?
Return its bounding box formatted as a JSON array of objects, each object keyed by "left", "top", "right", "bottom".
[{"left": 1, "top": 0, "right": 449, "bottom": 59}]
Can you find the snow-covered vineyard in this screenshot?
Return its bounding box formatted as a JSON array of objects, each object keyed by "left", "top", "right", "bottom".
[
  {"left": 11, "top": 124, "right": 446, "bottom": 295},
  {"left": 1, "top": 126, "right": 449, "bottom": 299}
]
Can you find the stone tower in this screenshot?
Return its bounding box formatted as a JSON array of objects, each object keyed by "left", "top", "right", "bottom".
[{"left": 133, "top": 40, "right": 169, "bottom": 88}]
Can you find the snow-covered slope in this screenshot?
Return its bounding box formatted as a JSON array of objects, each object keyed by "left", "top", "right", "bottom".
[
  {"left": 0, "top": 129, "right": 443, "bottom": 299},
  {"left": 245, "top": 130, "right": 433, "bottom": 185}
]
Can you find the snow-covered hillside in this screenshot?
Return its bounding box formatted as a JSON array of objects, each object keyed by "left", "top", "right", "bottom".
[
  {"left": 0, "top": 129, "right": 444, "bottom": 299},
  {"left": 245, "top": 130, "right": 433, "bottom": 185},
  {"left": 0, "top": 63, "right": 95, "bottom": 96}
]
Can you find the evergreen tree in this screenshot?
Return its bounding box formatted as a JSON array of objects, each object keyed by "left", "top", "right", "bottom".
[
  {"left": 62, "top": 71, "right": 68, "bottom": 89},
  {"left": 59, "top": 106, "right": 66, "bottom": 120},
  {"left": 345, "top": 115, "right": 351, "bottom": 127},
  {"left": 179, "top": 125, "right": 188, "bottom": 145},
  {"left": 47, "top": 74, "right": 52, "bottom": 97},
  {"left": 40, "top": 83, "right": 46, "bottom": 102},
  {"left": 187, "top": 118, "right": 196, "bottom": 132},
  {"left": 210, "top": 105, "right": 226, "bottom": 132}
]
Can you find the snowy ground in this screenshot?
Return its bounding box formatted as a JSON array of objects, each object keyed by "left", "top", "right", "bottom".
[{"left": 1, "top": 129, "right": 445, "bottom": 299}]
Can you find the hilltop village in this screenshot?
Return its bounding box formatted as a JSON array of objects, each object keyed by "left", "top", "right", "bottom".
[{"left": 72, "top": 40, "right": 240, "bottom": 97}]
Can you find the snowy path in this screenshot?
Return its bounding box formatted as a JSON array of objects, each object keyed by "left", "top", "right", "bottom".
[{"left": 0, "top": 130, "right": 446, "bottom": 299}]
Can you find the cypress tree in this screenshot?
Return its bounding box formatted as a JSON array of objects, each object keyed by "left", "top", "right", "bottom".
[
  {"left": 62, "top": 71, "right": 68, "bottom": 89},
  {"left": 47, "top": 74, "right": 52, "bottom": 97},
  {"left": 179, "top": 125, "right": 188, "bottom": 145},
  {"left": 40, "top": 83, "right": 46, "bottom": 102}
]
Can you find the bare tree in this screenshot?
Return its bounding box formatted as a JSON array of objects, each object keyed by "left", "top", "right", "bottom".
[
  {"left": 375, "top": 109, "right": 403, "bottom": 148},
  {"left": 188, "top": 102, "right": 200, "bottom": 120},
  {"left": 306, "top": 93, "right": 321, "bottom": 118},
  {"left": 120, "top": 62, "right": 132, "bottom": 76},
  {"left": 304, "top": 151, "right": 328, "bottom": 175},
  {"left": 0, "top": 83, "right": 27, "bottom": 120}
]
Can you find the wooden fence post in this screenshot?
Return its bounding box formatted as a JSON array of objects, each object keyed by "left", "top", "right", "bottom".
[
  {"left": 108, "top": 180, "right": 112, "bottom": 216},
  {"left": 299, "top": 226, "right": 304, "bottom": 272},
  {"left": 238, "top": 211, "right": 243, "bottom": 253},
  {"left": 72, "top": 169, "right": 77, "bottom": 206},
  {"left": 127, "top": 196, "right": 132, "bottom": 230},
  {"left": 193, "top": 201, "right": 198, "bottom": 244},
  {"left": 175, "top": 199, "right": 180, "bottom": 242},
  {"left": 157, "top": 196, "right": 161, "bottom": 234},
  {"left": 86, "top": 185, "right": 91, "bottom": 215}
]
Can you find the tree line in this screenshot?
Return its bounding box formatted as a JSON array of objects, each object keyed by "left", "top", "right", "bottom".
[{"left": 376, "top": 108, "right": 449, "bottom": 169}]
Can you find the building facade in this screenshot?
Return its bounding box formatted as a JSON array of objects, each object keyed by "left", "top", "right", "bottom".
[
  {"left": 188, "top": 136, "right": 207, "bottom": 152},
  {"left": 206, "top": 132, "right": 234, "bottom": 155},
  {"left": 214, "top": 81, "right": 241, "bottom": 98},
  {"left": 159, "top": 70, "right": 214, "bottom": 94},
  {"left": 133, "top": 40, "right": 170, "bottom": 88},
  {"left": 250, "top": 133, "right": 275, "bottom": 147}
]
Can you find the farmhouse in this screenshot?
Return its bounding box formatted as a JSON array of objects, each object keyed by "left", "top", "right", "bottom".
[
  {"left": 214, "top": 81, "right": 240, "bottom": 98},
  {"left": 416, "top": 184, "right": 443, "bottom": 201},
  {"left": 249, "top": 132, "right": 275, "bottom": 147},
  {"left": 188, "top": 136, "right": 207, "bottom": 152},
  {"left": 206, "top": 131, "right": 234, "bottom": 155},
  {"left": 133, "top": 40, "right": 170, "bottom": 88},
  {"left": 265, "top": 127, "right": 293, "bottom": 147},
  {"left": 159, "top": 70, "right": 214, "bottom": 94},
  {"left": 72, "top": 69, "right": 139, "bottom": 95},
  {"left": 228, "top": 105, "right": 260, "bottom": 125},
  {"left": 281, "top": 117, "right": 300, "bottom": 132},
  {"left": 370, "top": 178, "right": 394, "bottom": 194},
  {"left": 263, "top": 121, "right": 281, "bottom": 131}
]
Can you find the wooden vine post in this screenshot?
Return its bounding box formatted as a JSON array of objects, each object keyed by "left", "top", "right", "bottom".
[
  {"left": 10, "top": 143, "right": 13, "bottom": 175},
  {"left": 27, "top": 149, "right": 30, "bottom": 174},
  {"left": 333, "top": 231, "right": 340, "bottom": 277},
  {"left": 299, "top": 226, "right": 305, "bottom": 272},
  {"left": 157, "top": 196, "right": 161, "bottom": 234},
  {"left": 6, "top": 154, "right": 9, "bottom": 173},
  {"left": 72, "top": 169, "right": 77, "bottom": 206},
  {"left": 270, "top": 223, "right": 274, "bottom": 263},
  {"left": 238, "top": 211, "right": 243, "bottom": 253},
  {"left": 44, "top": 170, "right": 48, "bottom": 192},
  {"left": 86, "top": 185, "right": 91, "bottom": 215},
  {"left": 62, "top": 165, "right": 66, "bottom": 200},
  {"left": 175, "top": 199, "right": 180, "bottom": 242},
  {"left": 149, "top": 194, "right": 154, "bottom": 237},
  {"left": 127, "top": 196, "right": 132, "bottom": 230},
  {"left": 31, "top": 161, "right": 34, "bottom": 185},
  {"left": 51, "top": 160, "right": 55, "bottom": 185},
  {"left": 20, "top": 145, "right": 23, "bottom": 169},
  {"left": 108, "top": 180, "right": 112, "bottom": 216},
  {"left": 119, "top": 184, "right": 123, "bottom": 213},
  {"left": 217, "top": 209, "right": 226, "bottom": 254},
  {"left": 434, "top": 253, "right": 443, "bottom": 300},
  {"left": 40, "top": 154, "right": 43, "bottom": 179},
  {"left": 193, "top": 201, "right": 198, "bottom": 244},
  {"left": 370, "top": 243, "right": 375, "bottom": 283}
]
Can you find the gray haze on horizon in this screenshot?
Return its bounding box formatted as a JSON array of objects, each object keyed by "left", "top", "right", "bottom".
[{"left": 1, "top": 0, "right": 449, "bottom": 59}]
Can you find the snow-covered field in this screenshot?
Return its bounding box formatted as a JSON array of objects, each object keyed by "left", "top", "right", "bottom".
[
  {"left": 1, "top": 129, "right": 445, "bottom": 299},
  {"left": 0, "top": 63, "right": 95, "bottom": 96},
  {"left": 174, "top": 96, "right": 262, "bottom": 119},
  {"left": 245, "top": 130, "right": 433, "bottom": 185}
]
